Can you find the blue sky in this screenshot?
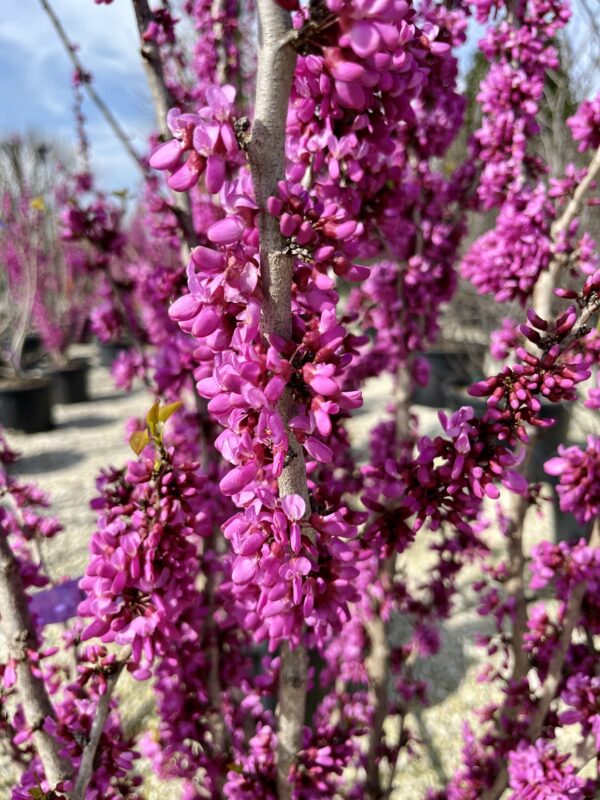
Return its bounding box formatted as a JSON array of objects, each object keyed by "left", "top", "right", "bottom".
[
  {"left": 1, "top": 1, "right": 594, "bottom": 194},
  {"left": 1, "top": 0, "right": 154, "bottom": 194}
]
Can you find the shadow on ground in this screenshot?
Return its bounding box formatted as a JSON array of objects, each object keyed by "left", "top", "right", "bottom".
[
  {"left": 13, "top": 449, "right": 85, "bottom": 473},
  {"left": 56, "top": 413, "right": 116, "bottom": 430}
]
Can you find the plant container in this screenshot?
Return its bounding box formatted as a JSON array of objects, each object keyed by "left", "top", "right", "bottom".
[
  {"left": 0, "top": 377, "right": 54, "bottom": 433},
  {"left": 49, "top": 358, "right": 90, "bottom": 404},
  {"left": 99, "top": 341, "right": 131, "bottom": 368},
  {"left": 412, "top": 348, "right": 485, "bottom": 408}
]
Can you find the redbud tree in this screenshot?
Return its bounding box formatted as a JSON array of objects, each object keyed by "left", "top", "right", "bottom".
[{"left": 1, "top": 0, "right": 600, "bottom": 797}]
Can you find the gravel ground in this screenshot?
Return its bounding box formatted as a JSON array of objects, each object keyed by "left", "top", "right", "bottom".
[{"left": 2, "top": 351, "right": 596, "bottom": 798}]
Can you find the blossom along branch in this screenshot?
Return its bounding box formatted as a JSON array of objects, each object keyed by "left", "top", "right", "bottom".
[
  {"left": 527, "top": 524, "right": 600, "bottom": 736},
  {"left": 38, "top": 0, "right": 146, "bottom": 174},
  {"left": 0, "top": 533, "right": 72, "bottom": 789}
]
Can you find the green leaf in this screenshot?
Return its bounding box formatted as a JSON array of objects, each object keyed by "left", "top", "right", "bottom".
[
  {"left": 158, "top": 401, "right": 183, "bottom": 423},
  {"left": 146, "top": 402, "right": 160, "bottom": 435},
  {"left": 129, "top": 430, "right": 150, "bottom": 456}
]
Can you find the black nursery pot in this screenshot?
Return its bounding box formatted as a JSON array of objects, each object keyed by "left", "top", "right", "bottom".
[
  {"left": 99, "top": 341, "right": 130, "bottom": 368},
  {"left": 49, "top": 358, "right": 90, "bottom": 404},
  {"left": 0, "top": 378, "right": 54, "bottom": 433},
  {"left": 22, "top": 333, "right": 45, "bottom": 368},
  {"left": 412, "top": 349, "right": 485, "bottom": 409}
]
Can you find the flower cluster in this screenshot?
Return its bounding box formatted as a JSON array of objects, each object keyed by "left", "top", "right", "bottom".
[
  {"left": 79, "top": 440, "right": 206, "bottom": 677},
  {"left": 461, "top": 185, "right": 554, "bottom": 304},
  {"left": 567, "top": 91, "right": 600, "bottom": 153},
  {"left": 472, "top": 0, "right": 569, "bottom": 208},
  {"left": 544, "top": 435, "right": 600, "bottom": 524},
  {"left": 507, "top": 741, "right": 590, "bottom": 799},
  {"left": 469, "top": 304, "right": 592, "bottom": 444},
  {"left": 149, "top": 84, "right": 241, "bottom": 193}
]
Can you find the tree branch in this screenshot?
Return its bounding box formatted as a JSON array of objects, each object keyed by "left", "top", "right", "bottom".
[
  {"left": 364, "top": 560, "right": 394, "bottom": 800},
  {"left": 0, "top": 533, "right": 72, "bottom": 789},
  {"left": 526, "top": 518, "right": 600, "bottom": 739},
  {"left": 247, "top": 3, "right": 308, "bottom": 797}
]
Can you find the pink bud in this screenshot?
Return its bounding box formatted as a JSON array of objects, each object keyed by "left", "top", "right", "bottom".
[
  {"left": 324, "top": 220, "right": 357, "bottom": 240},
  {"left": 468, "top": 380, "right": 493, "bottom": 397},
  {"left": 191, "top": 306, "right": 221, "bottom": 337},
  {"left": 304, "top": 436, "right": 332, "bottom": 463},
  {"left": 149, "top": 139, "right": 182, "bottom": 171},
  {"left": 349, "top": 20, "right": 381, "bottom": 58},
  {"left": 239, "top": 533, "right": 265, "bottom": 556},
  {"left": 527, "top": 308, "right": 548, "bottom": 330},
  {"left": 330, "top": 60, "right": 366, "bottom": 82},
  {"left": 191, "top": 246, "right": 225, "bottom": 272},
  {"left": 220, "top": 462, "right": 258, "bottom": 495},
  {"left": 205, "top": 155, "right": 226, "bottom": 194},
  {"left": 232, "top": 557, "right": 257, "bottom": 584},
  {"left": 267, "top": 196, "right": 283, "bottom": 216},
  {"left": 168, "top": 294, "right": 202, "bottom": 321},
  {"left": 503, "top": 470, "right": 529, "bottom": 494},
  {"left": 281, "top": 494, "right": 305, "bottom": 521},
  {"left": 543, "top": 457, "right": 564, "bottom": 476},
  {"left": 309, "top": 374, "right": 339, "bottom": 396},
  {"left": 280, "top": 213, "right": 299, "bottom": 237},
  {"left": 208, "top": 215, "right": 244, "bottom": 244},
  {"left": 168, "top": 159, "right": 201, "bottom": 191}
]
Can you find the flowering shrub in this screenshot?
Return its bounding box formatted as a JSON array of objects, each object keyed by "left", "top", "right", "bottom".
[{"left": 1, "top": 0, "right": 600, "bottom": 798}]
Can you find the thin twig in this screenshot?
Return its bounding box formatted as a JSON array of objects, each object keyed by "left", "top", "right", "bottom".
[
  {"left": 130, "top": 0, "right": 177, "bottom": 140},
  {"left": 364, "top": 557, "right": 395, "bottom": 800},
  {"left": 129, "top": 0, "right": 196, "bottom": 250}
]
